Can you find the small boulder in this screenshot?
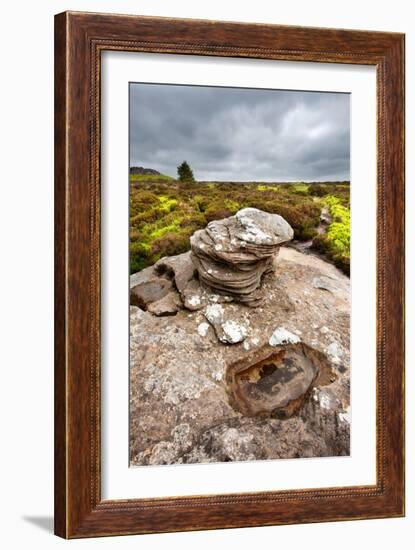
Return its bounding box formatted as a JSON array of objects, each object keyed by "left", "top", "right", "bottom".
[
  {"left": 130, "top": 278, "right": 172, "bottom": 310},
  {"left": 147, "top": 291, "right": 183, "bottom": 316},
  {"left": 204, "top": 304, "right": 248, "bottom": 344}
]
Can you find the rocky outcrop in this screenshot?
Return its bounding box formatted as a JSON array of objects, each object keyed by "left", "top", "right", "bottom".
[
  {"left": 190, "top": 208, "right": 294, "bottom": 306},
  {"left": 130, "top": 208, "right": 294, "bottom": 313},
  {"left": 130, "top": 166, "right": 161, "bottom": 176},
  {"left": 129, "top": 245, "right": 350, "bottom": 466}
]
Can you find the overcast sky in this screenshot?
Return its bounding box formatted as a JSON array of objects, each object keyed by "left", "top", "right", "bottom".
[{"left": 130, "top": 83, "right": 350, "bottom": 182}]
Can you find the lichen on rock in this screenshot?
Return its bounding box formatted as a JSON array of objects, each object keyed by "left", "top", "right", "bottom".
[
  {"left": 190, "top": 208, "right": 294, "bottom": 306},
  {"left": 269, "top": 327, "right": 301, "bottom": 346},
  {"left": 203, "top": 304, "right": 248, "bottom": 344}
]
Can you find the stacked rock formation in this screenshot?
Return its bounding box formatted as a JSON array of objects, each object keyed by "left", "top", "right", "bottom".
[{"left": 190, "top": 208, "right": 294, "bottom": 306}]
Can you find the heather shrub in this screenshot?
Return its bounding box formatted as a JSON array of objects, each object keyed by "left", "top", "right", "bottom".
[
  {"left": 129, "top": 177, "right": 350, "bottom": 274},
  {"left": 150, "top": 231, "right": 191, "bottom": 259}
]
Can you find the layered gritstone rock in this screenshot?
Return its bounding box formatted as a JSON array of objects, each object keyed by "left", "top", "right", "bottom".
[{"left": 190, "top": 208, "right": 294, "bottom": 306}]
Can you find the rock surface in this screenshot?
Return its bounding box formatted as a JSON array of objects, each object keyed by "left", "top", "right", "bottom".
[
  {"left": 204, "top": 304, "right": 248, "bottom": 344},
  {"left": 129, "top": 246, "right": 350, "bottom": 466},
  {"left": 190, "top": 208, "right": 294, "bottom": 306},
  {"left": 147, "top": 291, "right": 183, "bottom": 316}
]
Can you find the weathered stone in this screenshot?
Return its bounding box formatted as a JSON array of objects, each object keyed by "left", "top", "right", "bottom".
[
  {"left": 130, "top": 263, "right": 156, "bottom": 289},
  {"left": 129, "top": 246, "right": 350, "bottom": 466},
  {"left": 197, "top": 322, "right": 210, "bottom": 337},
  {"left": 204, "top": 303, "right": 248, "bottom": 344},
  {"left": 312, "top": 275, "right": 339, "bottom": 294},
  {"left": 147, "top": 291, "right": 183, "bottom": 316},
  {"left": 190, "top": 208, "right": 294, "bottom": 306},
  {"left": 130, "top": 278, "right": 173, "bottom": 310},
  {"left": 320, "top": 207, "right": 332, "bottom": 225},
  {"left": 155, "top": 253, "right": 196, "bottom": 295},
  {"left": 154, "top": 252, "right": 210, "bottom": 311},
  {"left": 269, "top": 327, "right": 301, "bottom": 346}
]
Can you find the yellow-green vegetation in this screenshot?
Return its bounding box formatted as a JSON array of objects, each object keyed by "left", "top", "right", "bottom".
[
  {"left": 158, "top": 195, "right": 179, "bottom": 212},
  {"left": 290, "top": 183, "right": 310, "bottom": 195},
  {"left": 129, "top": 179, "right": 350, "bottom": 275},
  {"left": 257, "top": 184, "right": 280, "bottom": 192},
  {"left": 130, "top": 173, "right": 175, "bottom": 183},
  {"left": 312, "top": 192, "right": 351, "bottom": 274}
]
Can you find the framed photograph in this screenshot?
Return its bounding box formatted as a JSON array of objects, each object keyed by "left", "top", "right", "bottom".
[{"left": 54, "top": 11, "right": 405, "bottom": 538}]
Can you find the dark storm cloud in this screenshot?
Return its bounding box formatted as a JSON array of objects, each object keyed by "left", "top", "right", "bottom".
[{"left": 130, "top": 83, "right": 350, "bottom": 181}]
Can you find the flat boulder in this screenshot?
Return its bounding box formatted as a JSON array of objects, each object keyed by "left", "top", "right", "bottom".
[
  {"left": 147, "top": 291, "right": 183, "bottom": 316},
  {"left": 130, "top": 278, "right": 173, "bottom": 310}
]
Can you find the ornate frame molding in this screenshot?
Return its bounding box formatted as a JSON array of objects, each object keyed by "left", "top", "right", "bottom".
[{"left": 55, "top": 11, "right": 405, "bottom": 538}]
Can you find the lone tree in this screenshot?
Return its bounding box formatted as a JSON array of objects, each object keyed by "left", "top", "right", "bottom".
[{"left": 177, "top": 161, "right": 195, "bottom": 182}]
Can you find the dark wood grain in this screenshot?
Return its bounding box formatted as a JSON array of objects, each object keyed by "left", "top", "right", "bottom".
[
  {"left": 54, "top": 11, "right": 68, "bottom": 539},
  {"left": 54, "top": 11, "right": 405, "bottom": 539}
]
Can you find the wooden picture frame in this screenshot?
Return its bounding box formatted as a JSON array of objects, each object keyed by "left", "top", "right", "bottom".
[{"left": 54, "top": 11, "right": 405, "bottom": 538}]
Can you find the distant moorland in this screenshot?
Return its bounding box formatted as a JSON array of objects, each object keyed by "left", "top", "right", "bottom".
[{"left": 129, "top": 169, "right": 350, "bottom": 275}]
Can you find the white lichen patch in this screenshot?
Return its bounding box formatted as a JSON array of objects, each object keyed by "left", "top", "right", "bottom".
[
  {"left": 243, "top": 340, "right": 250, "bottom": 351},
  {"left": 235, "top": 208, "right": 274, "bottom": 245},
  {"left": 221, "top": 320, "right": 247, "bottom": 344},
  {"left": 205, "top": 304, "right": 224, "bottom": 323},
  {"left": 197, "top": 322, "right": 210, "bottom": 337},
  {"left": 269, "top": 327, "right": 301, "bottom": 346},
  {"left": 338, "top": 407, "right": 351, "bottom": 424},
  {"left": 326, "top": 341, "right": 343, "bottom": 364},
  {"left": 212, "top": 370, "right": 223, "bottom": 382},
  {"left": 319, "top": 393, "right": 332, "bottom": 410},
  {"left": 237, "top": 221, "right": 273, "bottom": 245},
  {"left": 313, "top": 388, "right": 332, "bottom": 410},
  {"left": 188, "top": 294, "right": 201, "bottom": 307}
]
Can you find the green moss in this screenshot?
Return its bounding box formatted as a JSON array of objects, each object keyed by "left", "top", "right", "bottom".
[
  {"left": 149, "top": 222, "right": 180, "bottom": 239},
  {"left": 312, "top": 194, "right": 350, "bottom": 274},
  {"left": 158, "top": 195, "right": 178, "bottom": 212},
  {"left": 325, "top": 196, "right": 350, "bottom": 259}
]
